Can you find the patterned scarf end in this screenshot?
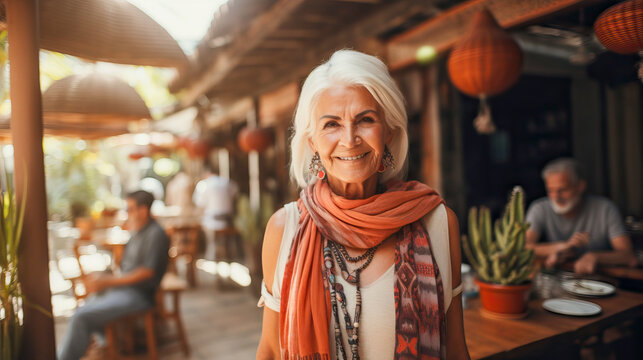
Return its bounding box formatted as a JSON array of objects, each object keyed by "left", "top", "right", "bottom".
[{"left": 284, "top": 352, "right": 330, "bottom": 360}]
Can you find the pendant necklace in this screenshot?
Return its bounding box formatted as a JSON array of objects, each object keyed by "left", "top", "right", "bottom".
[{"left": 324, "top": 239, "right": 381, "bottom": 360}]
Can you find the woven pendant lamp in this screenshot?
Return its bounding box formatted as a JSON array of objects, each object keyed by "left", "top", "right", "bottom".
[
  {"left": 594, "top": 0, "right": 643, "bottom": 81},
  {"left": 594, "top": 0, "right": 643, "bottom": 54},
  {"left": 447, "top": 9, "right": 523, "bottom": 134}
]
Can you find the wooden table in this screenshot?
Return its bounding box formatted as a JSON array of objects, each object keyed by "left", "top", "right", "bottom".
[{"left": 464, "top": 289, "right": 643, "bottom": 359}]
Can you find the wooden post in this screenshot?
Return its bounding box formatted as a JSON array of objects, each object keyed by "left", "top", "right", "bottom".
[
  {"left": 421, "top": 65, "right": 442, "bottom": 193},
  {"left": 6, "top": 0, "right": 56, "bottom": 358},
  {"left": 247, "top": 108, "right": 261, "bottom": 212}
]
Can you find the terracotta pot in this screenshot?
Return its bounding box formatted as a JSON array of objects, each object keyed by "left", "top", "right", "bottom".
[{"left": 475, "top": 278, "right": 532, "bottom": 315}]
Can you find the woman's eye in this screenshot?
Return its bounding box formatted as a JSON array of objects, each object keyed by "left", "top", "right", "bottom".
[
  {"left": 359, "top": 116, "right": 375, "bottom": 123},
  {"left": 323, "top": 121, "right": 339, "bottom": 129}
]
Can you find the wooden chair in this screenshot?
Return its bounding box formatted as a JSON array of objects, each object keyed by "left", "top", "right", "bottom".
[
  {"left": 104, "top": 273, "right": 190, "bottom": 359},
  {"left": 59, "top": 240, "right": 107, "bottom": 301},
  {"left": 166, "top": 224, "right": 201, "bottom": 287},
  {"left": 156, "top": 272, "right": 190, "bottom": 356},
  {"left": 104, "top": 309, "right": 158, "bottom": 360}
]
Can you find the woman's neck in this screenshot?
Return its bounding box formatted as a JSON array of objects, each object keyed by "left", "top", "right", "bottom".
[{"left": 327, "top": 174, "right": 379, "bottom": 199}]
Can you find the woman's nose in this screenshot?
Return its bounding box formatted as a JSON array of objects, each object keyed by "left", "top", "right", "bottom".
[{"left": 340, "top": 126, "right": 360, "bottom": 147}]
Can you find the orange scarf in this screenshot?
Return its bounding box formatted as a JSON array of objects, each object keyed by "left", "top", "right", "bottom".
[{"left": 280, "top": 180, "right": 444, "bottom": 359}]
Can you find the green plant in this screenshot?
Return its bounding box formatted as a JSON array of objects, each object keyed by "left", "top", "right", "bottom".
[
  {"left": 0, "top": 173, "right": 26, "bottom": 360},
  {"left": 461, "top": 186, "right": 534, "bottom": 285},
  {"left": 234, "top": 194, "right": 275, "bottom": 246}
]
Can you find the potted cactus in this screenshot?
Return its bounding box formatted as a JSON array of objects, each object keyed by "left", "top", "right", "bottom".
[{"left": 462, "top": 186, "right": 534, "bottom": 317}]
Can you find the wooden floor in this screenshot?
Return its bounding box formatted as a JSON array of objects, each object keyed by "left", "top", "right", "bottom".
[{"left": 55, "top": 265, "right": 263, "bottom": 360}]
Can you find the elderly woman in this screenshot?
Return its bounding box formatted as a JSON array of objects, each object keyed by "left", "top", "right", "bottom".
[{"left": 257, "top": 50, "right": 469, "bottom": 360}]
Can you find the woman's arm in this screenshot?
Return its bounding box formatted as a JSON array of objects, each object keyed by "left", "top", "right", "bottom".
[
  {"left": 445, "top": 207, "right": 471, "bottom": 360},
  {"left": 257, "top": 208, "right": 286, "bottom": 360}
]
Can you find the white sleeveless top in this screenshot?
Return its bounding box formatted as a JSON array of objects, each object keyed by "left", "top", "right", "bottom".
[{"left": 260, "top": 202, "right": 460, "bottom": 359}]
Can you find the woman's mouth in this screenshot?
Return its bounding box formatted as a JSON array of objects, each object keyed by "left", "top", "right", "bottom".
[{"left": 336, "top": 152, "right": 368, "bottom": 161}]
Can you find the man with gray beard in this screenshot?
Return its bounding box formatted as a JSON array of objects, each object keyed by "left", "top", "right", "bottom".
[{"left": 525, "top": 158, "right": 637, "bottom": 274}]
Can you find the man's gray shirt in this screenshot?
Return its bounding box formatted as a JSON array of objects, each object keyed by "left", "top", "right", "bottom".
[
  {"left": 120, "top": 219, "right": 170, "bottom": 300},
  {"left": 525, "top": 195, "right": 627, "bottom": 252}
]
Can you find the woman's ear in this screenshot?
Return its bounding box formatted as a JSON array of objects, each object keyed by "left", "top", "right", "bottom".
[
  {"left": 307, "top": 137, "right": 317, "bottom": 154},
  {"left": 385, "top": 127, "right": 394, "bottom": 145}
]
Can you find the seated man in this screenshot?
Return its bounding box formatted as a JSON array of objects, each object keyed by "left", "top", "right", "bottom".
[
  {"left": 525, "top": 158, "right": 637, "bottom": 274},
  {"left": 58, "top": 190, "right": 170, "bottom": 360}
]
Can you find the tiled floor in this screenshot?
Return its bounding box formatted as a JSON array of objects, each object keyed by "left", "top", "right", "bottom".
[{"left": 55, "top": 265, "right": 263, "bottom": 360}]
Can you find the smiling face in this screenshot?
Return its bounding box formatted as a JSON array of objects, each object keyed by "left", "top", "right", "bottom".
[{"left": 308, "top": 85, "right": 391, "bottom": 198}]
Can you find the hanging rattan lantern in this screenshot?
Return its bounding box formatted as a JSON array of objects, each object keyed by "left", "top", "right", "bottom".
[
  {"left": 186, "top": 139, "right": 210, "bottom": 158},
  {"left": 594, "top": 0, "right": 643, "bottom": 81},
  {"left": 594, "top": 0, "right": 643, "bottom": 54},
  {"left": 447, "top": 9, "right": 523, "bottom": 134},
  {"left": 238, "top": 126, "right": 273, "bottom": 153}
]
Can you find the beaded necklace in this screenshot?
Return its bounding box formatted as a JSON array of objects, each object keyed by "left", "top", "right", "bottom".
[{"left": 324, "top": 239, "right": 381, "bottom": 360}]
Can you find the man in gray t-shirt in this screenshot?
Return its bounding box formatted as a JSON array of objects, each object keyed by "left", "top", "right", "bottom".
[
  {"left": 525, "top": 158, "right": 636, "bottom": 274},
  {"left": 58, "top": 190, "right": 169, "bottom": 360}
]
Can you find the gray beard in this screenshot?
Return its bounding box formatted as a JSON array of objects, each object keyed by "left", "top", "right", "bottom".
[{"left": 550, "top": 195, "right": 580, "bottom": 215}]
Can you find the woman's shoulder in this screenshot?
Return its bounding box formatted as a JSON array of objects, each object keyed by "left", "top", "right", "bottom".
[
  {"left": 262, "top": 207, "right": 288, "bottom": 291},
  {"left": 420, "top": 203, "right": 458, "bottom": 228}
]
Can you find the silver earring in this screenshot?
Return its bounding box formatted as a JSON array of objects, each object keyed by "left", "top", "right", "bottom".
[
  {"left": 309, "top": 153, "right": 326, "bottom": 180},
  {"left": 380, "top": 146, "right": 394, "bottom": 172}
]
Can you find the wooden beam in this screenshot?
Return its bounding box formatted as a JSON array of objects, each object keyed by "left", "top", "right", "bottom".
[
  {"left": 208, "top": 0, "right": 429, "bottom": 101},
  {"left": 259, "top": 82, "right": 299, "bottom": 126},
  {"left": 386, "top": 0, "right": 592, "bottom": 70},
  {"left": 272, "top": 28, "right": 320, "bottom": 39},
  {"left": 259, "top": 39, "right": 308, "bottom": 50},
  {"left": 179, "top": 0, "right": 306, "bottom": 107},
  {"left": 334, "top": 0, "right": 382, "bottom": 3}
]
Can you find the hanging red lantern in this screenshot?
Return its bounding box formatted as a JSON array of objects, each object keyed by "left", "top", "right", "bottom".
[
  {"left": 594, "top": 0, "right": 643, "bottom": 55},
  {"left": 448, "top": 9, "right": 523, "bottom": 97},
  {"left": 447, "top": 9, "right": 523, "bottom": 134},
  {"left": 238, "top": 126, "right": 273, "bottom": 153},
  {"left": 128, "top": 152, "right": 145, "bottom": 160},
  {"left": 186, "top": 139, "right": 210, "bottom": 158}
]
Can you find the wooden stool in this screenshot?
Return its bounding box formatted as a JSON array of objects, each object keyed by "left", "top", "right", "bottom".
[
  {"left": 213, "top": 226, "right": 243, "bottom": 262},
  {"left": 156, "top": 273, "right": 190, "bottom": 356},
  {"left": 167, "top": 225, "right": 200, "bottom": 287},
  {"left": 104, "top": 308, "right": 158, "bottom": 360}
]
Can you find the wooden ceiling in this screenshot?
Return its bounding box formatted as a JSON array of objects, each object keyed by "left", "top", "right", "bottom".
[{"left": 171, "top": 0, "right": 441, "bottom": 107}]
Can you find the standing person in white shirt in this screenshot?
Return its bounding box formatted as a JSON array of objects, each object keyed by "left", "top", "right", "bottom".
[{"left": 193, "top": 166, "right": 239, "bottom": 262}]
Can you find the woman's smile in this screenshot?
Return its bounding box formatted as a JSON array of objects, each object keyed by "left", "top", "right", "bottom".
[{"left": 335, "top": 152, "right": 369, "bottom": 161}]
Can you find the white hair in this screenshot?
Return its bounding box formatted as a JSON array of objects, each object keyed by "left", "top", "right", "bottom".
[
  {"left": 289, "top": 49, "right": 408, "bottom": 188},
  {"left": 541, "top": 158, "right": 583, "bottom": 184}
]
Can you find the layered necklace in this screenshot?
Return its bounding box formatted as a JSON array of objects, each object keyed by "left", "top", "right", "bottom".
[{"left": 324, "top": 238, "right": 381, "bottom": 360}]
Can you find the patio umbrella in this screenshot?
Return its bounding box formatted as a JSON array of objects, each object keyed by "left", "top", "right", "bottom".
[
  {"left": 42, "top": 72, "right": 151, "bottom": 125},
  {"left": 0, "top": 0, "right": 187, "bottom": 68}
]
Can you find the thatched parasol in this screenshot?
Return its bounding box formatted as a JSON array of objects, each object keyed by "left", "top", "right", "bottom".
[
  {"left": 0, "top": 0, "right": 187, "bottom": 68},
  {"left": 42, "top": 72, "right": 151, "bottom": 125},
  {"left": 1, "top": 72, "right": 149, "bottom": 139},
  {"left": 0, "top": 115, "right": 130, "bottom": 139}
]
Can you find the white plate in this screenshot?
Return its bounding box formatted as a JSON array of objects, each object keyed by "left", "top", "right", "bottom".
[
  {"left": 542, "top": 298, "right": 602, "bottom": 316},
  {"left": 561, "top": 279, "right": 615, "bottom": 297}
]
